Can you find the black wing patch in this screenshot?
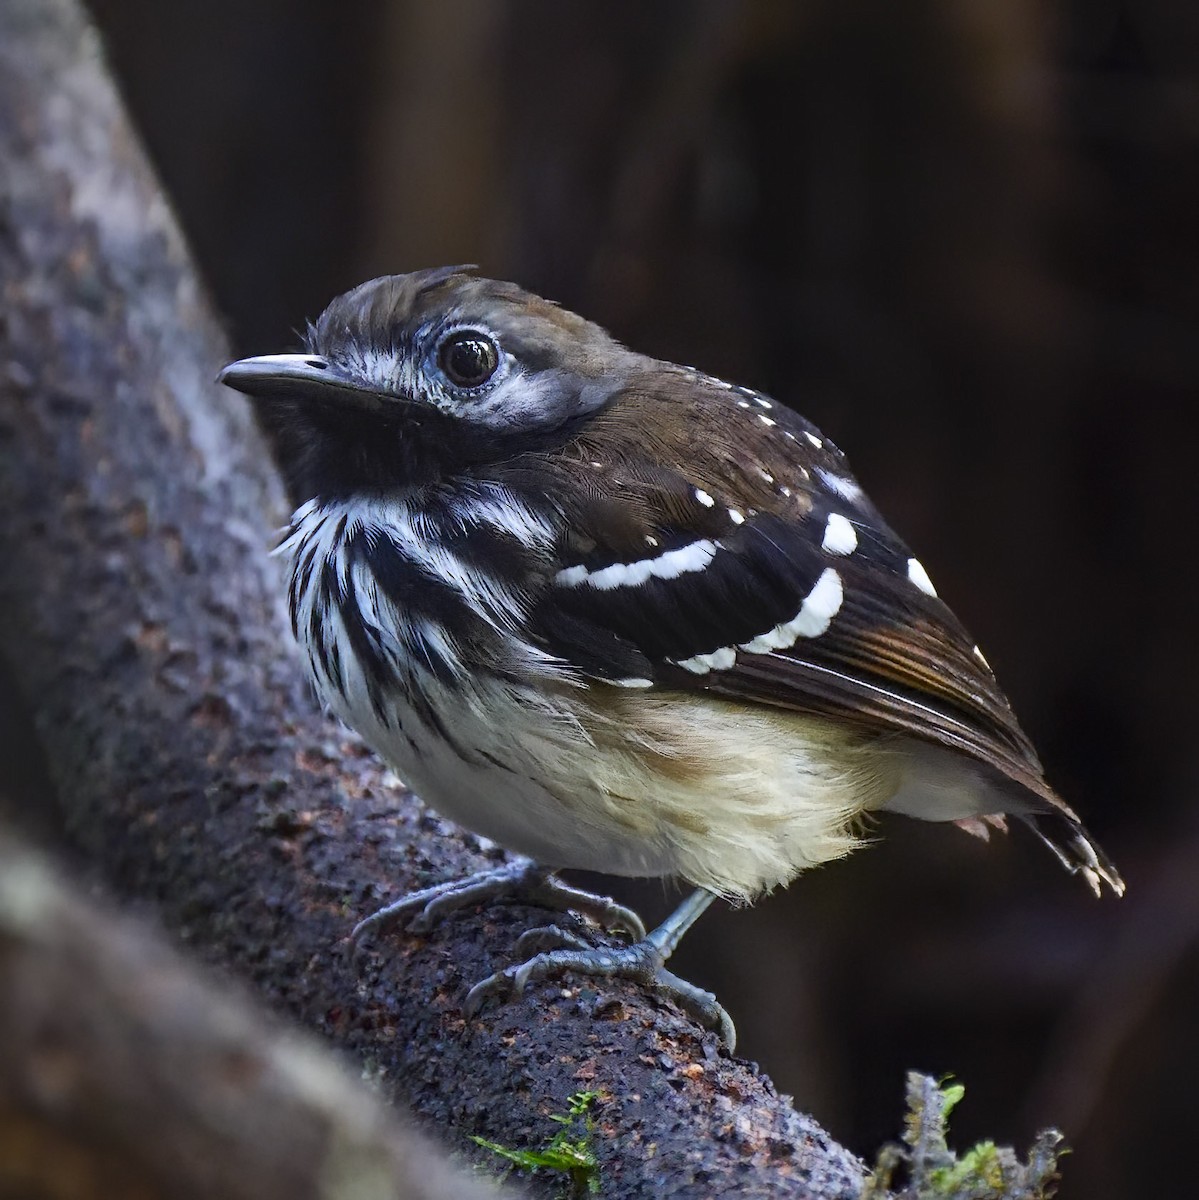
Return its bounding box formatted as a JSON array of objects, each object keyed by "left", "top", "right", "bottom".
[
  {"left": 550, "top": 513, "right": 828, "bottom": 664},
  {"left": 526, "top": 442, "right": 1046, "bottom": 794}
]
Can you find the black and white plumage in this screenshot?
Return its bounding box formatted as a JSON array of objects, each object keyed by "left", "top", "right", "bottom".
[{"left": 221, "top": 267, "right": 1122, "bottom": 1043}]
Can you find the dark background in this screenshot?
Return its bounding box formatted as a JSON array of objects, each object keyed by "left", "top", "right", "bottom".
[{"left": 67, "top": 1, "right": 1199, "bottom": 1194}]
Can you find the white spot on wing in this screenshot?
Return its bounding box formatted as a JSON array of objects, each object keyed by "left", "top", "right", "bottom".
[
  {"left": 804, "top": 431, "right": 823, "bottom": 448},
  {"left": 821, "top": 513, "right": 858, "bottom": 556},
  {"left": 738, "top": 569, "right": 844, "bottom": 653},
  {"left": 758, "top": 414, "right": 777, "bottom": 427},
  {"left": 671, "top": 570, "right": 846, "bottom": 674},
  {"left": 675, "top": 645, "right": 737, "bottom": 674},
  {"left": 610, "top": 677, "right": 654, "bottom": 688},
  {"left": 557, "top": 564, "right": 588, "bottom": 587},
  {"left": 694, "top": 488, "right": 715, "bottom": 508},
  {"left": 907, "top": 557, "right": 937, "bottom": 597},
  {"left": 728, "top": 509, "right": 745, "bottom": 526},
  {"left": 972, "top": 645, "right": 992, "bottom": 670},
  {"left": 816, "top": 468, "right": 862, "bottom": 504},
  {"left": 556, "top": 539, "right": 719, "bottom": 591},
  {"left": 755, "top": 397, "right": 772, "bottom": 410}
]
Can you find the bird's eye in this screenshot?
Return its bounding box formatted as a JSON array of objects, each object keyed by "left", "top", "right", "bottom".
[{"left": 438, "top": 330, "right": 500, "bottom": 389}]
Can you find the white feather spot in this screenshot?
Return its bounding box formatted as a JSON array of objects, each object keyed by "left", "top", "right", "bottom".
[
  {"left": 694, "top": 488, "right": 715, "bottom": 508},
  {"left": 804, "top": 431, "right": 823, "bottom": 448},
  {"left": 738, "top": 569, "right": 844, "bottom": 653},
  {"left": 556, "top": 564, "right": 589, "bottom": 587},
  {"left": 779, "top": 485, "right": 792, "bottom": 497},
  {"left": 645, "top": 535, "right": 659, "bottom": 547},
  {"left": 907, "top": 557, "right": 937, "bottom": 597},
  {"left": 738, "top": 400, "right": 751, "bottom": 409},
  {"left": 972, "top": 645, "right": 992, "bottom": 670},
  {"left": 728, "top": 509, "right": 745, "bottom": 525},
  {"left": 555, "top": 539, "right": 719, "bottom": 591},
  {"left": 610, "top": 677, "right": 654, "bottom": 688},
  {"left": 755, "top": 397, "right": 772, "bottom": 409},
  {"left": 816, "top": 469, "right": 862, "bottom": 504},
  {"left": 821, "top": 513, "right": 858, "bottom": 556},
  {"left": 758, "top": 414, "right": 777, "bottom": 427},
  {"left": 759, "top": 469, "right": 775, "bottom": 484},
  {"left": 675, "top": 645, "right": 737, "bottom": 674}
]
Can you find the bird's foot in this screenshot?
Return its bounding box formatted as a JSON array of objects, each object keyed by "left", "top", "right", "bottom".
[
  {"left": 463, "top": 929, "right": 737, "bottom": 1050},
  {"left": 350, "top": 857, "right": 646, "bottom": 948}
]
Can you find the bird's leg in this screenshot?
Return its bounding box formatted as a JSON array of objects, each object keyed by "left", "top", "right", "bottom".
[
  {"left": 350, "top": 855, "right": 646, "bottom": 945},
  {"left": 464, "top": 888, "right": 736, "bottom": 1049}
]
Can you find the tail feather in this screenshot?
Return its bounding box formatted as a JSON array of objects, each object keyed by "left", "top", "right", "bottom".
[{"left": 1018, "top": 811, "right": 1125, "bottom": 898}]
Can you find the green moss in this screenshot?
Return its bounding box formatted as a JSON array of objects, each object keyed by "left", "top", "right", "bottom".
[
  {"left": 863, "top": 1073, "right": 1064, "bottom": 1200},
  {"left": 472, "top": 1090, "right": 601, "bottom": 1197}
]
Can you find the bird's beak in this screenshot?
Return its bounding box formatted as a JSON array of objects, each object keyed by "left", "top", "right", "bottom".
[{"left": 218, "top": 353, "right": 387, "bottom": 412}]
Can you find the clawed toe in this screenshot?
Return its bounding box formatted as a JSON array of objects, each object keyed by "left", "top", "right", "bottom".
[
  {"left": 350, "top": 859, "right": 646, "bottom": 952},
  {"left": 514, "top": 923, "right": 594, "bottom": 957},
  {"left": 654, "top": 967, "right": 737, "bottom": 1048},
  {"left": 351, "top": 869, "right": 731, "bottom": 1046},
  {"left": 462, "top": 940, "right": 737, "bottom": 1050},
  {"left": 525, "top": 880, "right": 646, "bottom": 941}
]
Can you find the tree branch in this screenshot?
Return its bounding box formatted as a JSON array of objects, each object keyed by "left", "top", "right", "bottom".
[
  {"left": 0, "top": 0, "right": 866, "bottom": 1196},
  {"left": 0, "top": 827, "right": 497, "bottom": 1200}
]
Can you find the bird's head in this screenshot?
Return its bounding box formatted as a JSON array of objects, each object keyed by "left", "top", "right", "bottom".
[{"left": 220, "top": 267, "right": 641, "bottom": 498}]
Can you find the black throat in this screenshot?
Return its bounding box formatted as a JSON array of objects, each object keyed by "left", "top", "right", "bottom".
[{"left": 267, "top": 396, "right": 605, "bottom": 507}]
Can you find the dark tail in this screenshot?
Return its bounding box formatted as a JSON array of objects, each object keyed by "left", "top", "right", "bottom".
[{"left": 1018, "top": 811, "right": 1125, "bottom": 898}]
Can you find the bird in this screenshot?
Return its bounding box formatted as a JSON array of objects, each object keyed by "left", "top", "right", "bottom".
[{"left": 220, "top": 266, "right": 1124, "bottom": 1049}]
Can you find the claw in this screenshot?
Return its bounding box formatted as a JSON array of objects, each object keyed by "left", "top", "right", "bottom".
[
  {"left": 463, "top": 938, "right": 737, "bottom": 1050},
  {"left": 352, "top": 868, "right": 731, "bottom": 1048},
  {"left": 514, "top": 924, "right": 593, "bottom": 957},
  {"left": 656, "top": 968, "right": 737, "bottom": 1049},
  {"left": 350, "top": 857, "right": 645, "bottom": 948}
]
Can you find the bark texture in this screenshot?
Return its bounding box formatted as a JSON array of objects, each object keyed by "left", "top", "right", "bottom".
[
  {"left": 0, "top": 829, "right": 497, "bottom": 1200},
  {"left": 0, "top": 0, "right": 868, "bottom": 1195}
]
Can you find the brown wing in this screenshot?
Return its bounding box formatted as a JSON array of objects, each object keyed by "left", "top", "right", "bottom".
[{"left": 511, "top": 369, "right": 1049, "bottom": 802}]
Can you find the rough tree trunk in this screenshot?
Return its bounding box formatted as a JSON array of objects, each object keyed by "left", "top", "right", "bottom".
[
  {"left": 0, "top": 829, "right": 499, "bottom": 1200},
  {"left": 0, "top": 0, "right": 868, "bottom": 1195}
]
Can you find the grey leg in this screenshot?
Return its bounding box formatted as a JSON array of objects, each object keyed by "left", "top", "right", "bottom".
[
  {"left": 463, "top": 888, "right": 736, "bottom": 1049},
  {"left": 351, "top": 855, "right": 647, "bottom": 946}
]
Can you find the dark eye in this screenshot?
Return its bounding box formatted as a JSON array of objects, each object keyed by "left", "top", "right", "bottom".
[{"left": 438, "top": 330, "right": 500, "bottom": 389}]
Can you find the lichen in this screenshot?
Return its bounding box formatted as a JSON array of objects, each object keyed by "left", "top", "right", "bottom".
[{"left": 862, "top": 1073, "right": 1063, "bottom": 1200}]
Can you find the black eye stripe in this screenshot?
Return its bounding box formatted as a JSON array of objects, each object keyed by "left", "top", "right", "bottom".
[{"left": 439, "top": 329, "right": 500, "bottom": 389}]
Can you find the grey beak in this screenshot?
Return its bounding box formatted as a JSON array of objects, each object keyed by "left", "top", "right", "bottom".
[{"left": 218, "top": 353, "right": 387, "bottom": 411}]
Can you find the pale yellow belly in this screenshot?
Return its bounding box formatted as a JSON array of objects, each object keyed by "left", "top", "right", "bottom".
[{"left": 347, "top": 675, "right": 910, "bottom": 902}]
